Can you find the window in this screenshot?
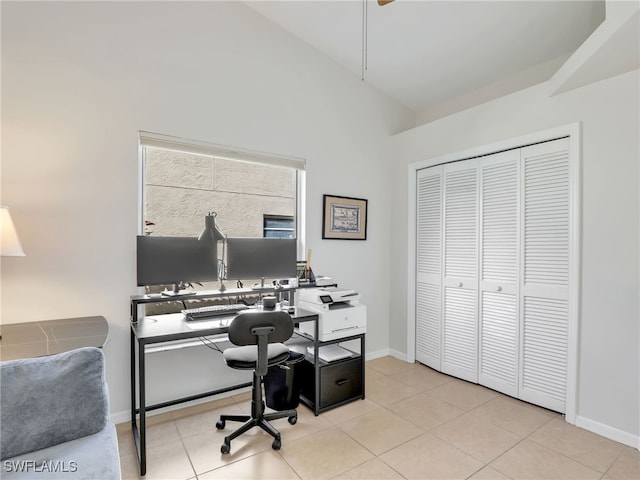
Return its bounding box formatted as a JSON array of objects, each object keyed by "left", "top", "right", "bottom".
[
  {"left": 263, "top": 215, "right": 295, "bottom": 238},
  {"left": 139, "top": 132, "right": 305, "bottom": 287}
]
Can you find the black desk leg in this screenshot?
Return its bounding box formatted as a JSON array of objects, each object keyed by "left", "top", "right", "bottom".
[
  {"left": 361, "top": 335, "right": 366, "bottom": 400},
  {"left": 130, "top": 330, "right": 136, "bottom": 429},
  {"left": 130, "top": 332, "right": 147, "bottom": 476},
  {"left": 314, "top": 321, "right": 321, "bottom": 416},
  {"left": 139, "top": 342, "right": 147, "bottom": 475}
]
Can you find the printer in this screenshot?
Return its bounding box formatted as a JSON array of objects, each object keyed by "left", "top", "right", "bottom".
[{"left": 297, "top": 287, "right": 366, "bottom": 341}]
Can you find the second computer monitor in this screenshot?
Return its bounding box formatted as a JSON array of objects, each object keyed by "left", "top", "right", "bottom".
[{"left": 226, "top": 237, "right": 297, "bottom": 281}]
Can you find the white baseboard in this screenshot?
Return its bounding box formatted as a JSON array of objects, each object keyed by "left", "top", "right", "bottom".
[
  {"left": 364, "top": 348, "right": 411, "bottom": 363},
  {"left": 364, "top": 348, "right": 390, "bottom": 361},
  {"left": 575, "top": 415, "right": 640, "bottom": 450},
  {"left": 112, "top": 410, "right": 134, "bottom": 426},
  {"left": 110, "top": 387, "right": 250, "bottom": 426},
  {"left": 388, "top": 349, "right": 409, "bottom": 362}
]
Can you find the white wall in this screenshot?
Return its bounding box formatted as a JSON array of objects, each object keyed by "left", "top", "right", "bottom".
[
  {"left": 390, "top": 70, "right": 639, "bottom": 446},
  {"left": 4, "top": 1, "right": 637, "bottom": 447},
  {"left": 0, "top": 1, "right": 414, "bottom": 420}
]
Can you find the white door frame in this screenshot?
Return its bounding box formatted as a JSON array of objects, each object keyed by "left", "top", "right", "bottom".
[{"left": 406, "top": 122, "right": 581, "bottom": 424}]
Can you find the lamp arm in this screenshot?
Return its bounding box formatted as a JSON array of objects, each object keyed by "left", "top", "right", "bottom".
[{"left": 218, "top": 235, "right": 227, "bottom": 292}]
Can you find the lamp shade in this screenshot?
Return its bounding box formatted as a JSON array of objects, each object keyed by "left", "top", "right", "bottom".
[
  {"left": 1, "top": 206, "right": 25, "bottom": 256},
  {"left": 198, "top": 212, "right": 225, "bottom": 242}
]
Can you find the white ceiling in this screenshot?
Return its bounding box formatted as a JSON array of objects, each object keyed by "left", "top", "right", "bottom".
[{"left": 246, "top": 1, "right": 606, "bottom": 117}]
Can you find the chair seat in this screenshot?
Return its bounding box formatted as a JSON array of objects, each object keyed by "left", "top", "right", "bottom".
[{"left": 223, "top": 343, "right": 290, "bottom": 370}]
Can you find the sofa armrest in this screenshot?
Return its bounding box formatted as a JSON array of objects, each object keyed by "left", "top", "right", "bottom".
[{"left": 0, "top": 347, "right": 109, "bottom": 460}]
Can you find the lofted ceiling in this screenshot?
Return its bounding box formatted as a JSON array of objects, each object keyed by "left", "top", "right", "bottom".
[{"left": 246, "top": 1, "right": 607, "bottom": 119}]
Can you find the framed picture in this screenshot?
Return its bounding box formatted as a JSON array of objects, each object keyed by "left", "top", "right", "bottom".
[{"left": 322, "top": 194, "right": 368, "bottom": 240}]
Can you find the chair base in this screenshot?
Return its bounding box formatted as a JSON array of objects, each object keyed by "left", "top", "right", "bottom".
[
  {"left": 216, "top": 410, "right": 297, "bottom": 453},
  {"left": 217, "top": 372, "right": 297, "bottom": 454}
]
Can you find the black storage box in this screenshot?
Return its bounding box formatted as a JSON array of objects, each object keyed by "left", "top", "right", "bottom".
[
  {"left": 299, "top": 356, "right": 363, "bottom": 411},
  {"left": 264, "top": 351, "right": 305, "bottom": 411}
]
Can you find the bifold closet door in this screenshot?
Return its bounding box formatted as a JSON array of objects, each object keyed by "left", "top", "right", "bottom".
[
  {"left": 414, "top": 137, "right": 572, "bottom": 413},
  {"left": 415, "top": 166, "right": 442, "bottom": 370},
  {"left": 519, "top": 138, "right": 571, "bottom": 412},
  {"left": 478, "top": 150, "right": 520, "bottom": 397},
  {"left": 441, "top": 160, "right": 479, "bottom": 383}
]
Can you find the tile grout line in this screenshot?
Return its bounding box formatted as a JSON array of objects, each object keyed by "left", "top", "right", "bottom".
[{"left": 119, "top": 358, "right": 636, "bottom": 479}]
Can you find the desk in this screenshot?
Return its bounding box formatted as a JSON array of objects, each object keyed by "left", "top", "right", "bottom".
[
  {"left": 0, "top": 316, "right": 109, "bottom": 361},
  {"left": 130, "top": 300, "right": 318, "bottom": 476}
]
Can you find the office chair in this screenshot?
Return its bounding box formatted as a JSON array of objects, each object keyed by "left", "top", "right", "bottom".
[{"left": 216, "top": 310, "right": 297, "bottom": 454}]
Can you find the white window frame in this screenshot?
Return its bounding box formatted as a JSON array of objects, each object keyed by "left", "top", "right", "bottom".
[{"left": 138, "top": 131, "right": 306, "bottom": 255}]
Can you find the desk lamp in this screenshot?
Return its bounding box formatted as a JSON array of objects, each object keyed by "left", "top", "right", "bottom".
[{"left": 198, "top": 211, "right": 227, "bottom": 292}]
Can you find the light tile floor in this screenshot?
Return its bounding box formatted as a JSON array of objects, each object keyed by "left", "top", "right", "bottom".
[{"left": 118, "top": 357, "right": 639, "bottom": 479}]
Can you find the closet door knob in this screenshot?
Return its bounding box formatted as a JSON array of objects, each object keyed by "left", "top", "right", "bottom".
[
  {"left": 458, "top": 282, "right": 463, "bottom": 287},
  {"left": 497, "top": 286, "right": 503, "bottom": 292}
]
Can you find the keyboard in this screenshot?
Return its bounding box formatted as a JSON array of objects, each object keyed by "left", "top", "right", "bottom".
[{"left": 182, "top": 304, "right": 249, "bottom": 321}]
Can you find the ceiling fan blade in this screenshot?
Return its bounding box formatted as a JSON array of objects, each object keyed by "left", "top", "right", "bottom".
[{"left": 378, "top": 0, "right": 395, "bottom": 5}]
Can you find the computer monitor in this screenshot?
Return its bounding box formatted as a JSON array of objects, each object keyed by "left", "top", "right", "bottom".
[
  {"left": 136, "top": 235, "right": 218, "bottom": 295},
  {"left": 226, "top": 237, "right": 297, "bottom": 285}
]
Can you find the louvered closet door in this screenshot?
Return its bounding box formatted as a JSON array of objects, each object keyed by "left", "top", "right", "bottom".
[
  {"left": 415, "top": 166, "right": 443, "bottom": 369},
  {"left": 442, "top": 160, "right": 479, "bottom": 382},
  {"left": 478, "top": 150, "right": 520, "bottom": 397},
  {"left": 519, "top": 138, "right": 570, "bottom": 412}
]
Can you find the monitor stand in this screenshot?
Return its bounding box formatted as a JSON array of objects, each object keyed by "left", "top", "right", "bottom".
[
  {"left": 251, "top": 277, "right": 272, "bottom": 290},
  {"left": 161, "top": 283, "right": 194, "bottom": 297}
]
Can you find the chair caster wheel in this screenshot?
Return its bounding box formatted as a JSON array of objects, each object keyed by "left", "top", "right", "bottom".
[
  {"left": 221, "top": 441, "right": 230, "bottom": 454},
  {"left": 288, "top": 415, "right": 297, "bottom": 425},
  {"left": 272, "top": 438, "right": 281, "bottom": 450},
  {"left": 216, "top": 420, "right": 225, "bottom": 430}
]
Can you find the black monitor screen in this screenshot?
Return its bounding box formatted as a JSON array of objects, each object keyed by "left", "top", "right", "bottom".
[
  {"left": 136, "top": 235, "right": 218, "bottom": 287},
  {"left": 226, "top": 238, "right": 296, "bottom": 281}
]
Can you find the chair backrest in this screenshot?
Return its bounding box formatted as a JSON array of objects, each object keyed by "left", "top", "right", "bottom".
[
  {"left": 228, "top": 310, "right": 293, "bottom": 346},
  {"left": 228, "top": 310, "right": 294, "bottom": 376}
]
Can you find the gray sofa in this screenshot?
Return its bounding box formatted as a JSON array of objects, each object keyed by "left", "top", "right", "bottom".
[{"left": 0, "top": 347, "right": 121, "bottom": 479}]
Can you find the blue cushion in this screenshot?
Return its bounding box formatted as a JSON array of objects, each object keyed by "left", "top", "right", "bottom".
[{"left": 0, "top": 347, "right": 109, "bottom": 460}]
